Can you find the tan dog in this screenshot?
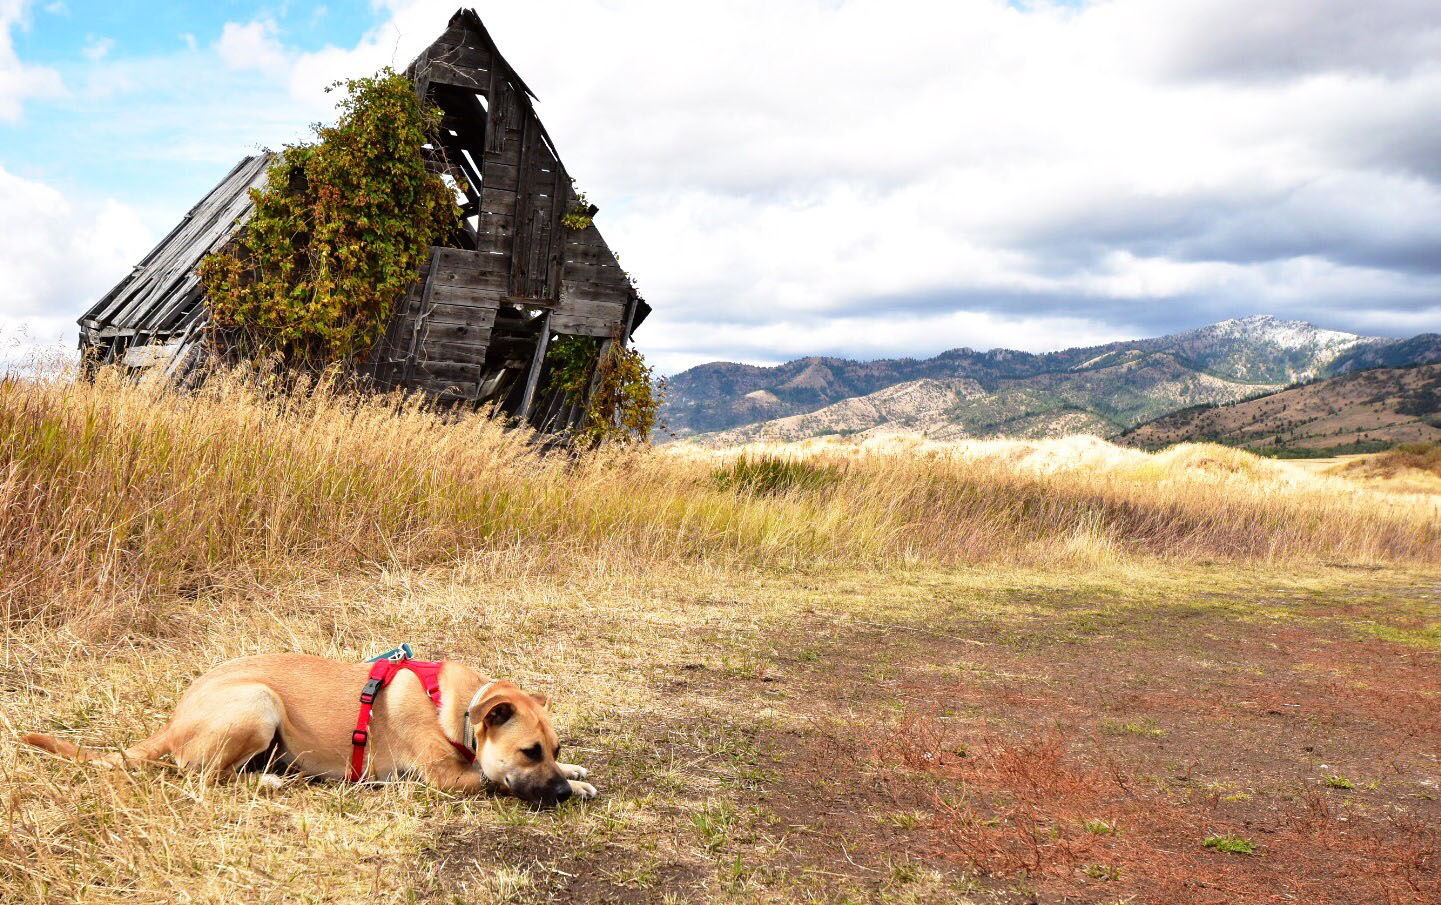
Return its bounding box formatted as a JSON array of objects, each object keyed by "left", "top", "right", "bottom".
[{"left": 22, "top": 653, "right": 597, "bottom": 806}]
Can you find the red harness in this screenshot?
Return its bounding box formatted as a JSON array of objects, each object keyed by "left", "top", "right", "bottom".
[{"left": 348, "top": 657, "right": 476, "bottom": 782}]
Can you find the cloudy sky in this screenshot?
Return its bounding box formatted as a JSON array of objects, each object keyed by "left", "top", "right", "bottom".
[{"left": 2, "top": 0, "right": 1439, "bottom": 374}]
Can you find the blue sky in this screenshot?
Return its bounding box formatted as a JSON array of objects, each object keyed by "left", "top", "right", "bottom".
[
  {"left": 2, "top": 0, "right": 1439, "bottom": 374},
  {"left": 5, "top": 2, "right": 376, "bottom": 213}
]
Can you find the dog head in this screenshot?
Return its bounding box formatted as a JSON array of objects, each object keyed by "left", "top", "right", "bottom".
[{"left": 468, "top": 681, "right": 570, "bottom": 805}]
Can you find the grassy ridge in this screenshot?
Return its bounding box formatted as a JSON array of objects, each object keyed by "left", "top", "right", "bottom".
[{"left": 2, "top": 370, "right": 1437, "bottom": 633}]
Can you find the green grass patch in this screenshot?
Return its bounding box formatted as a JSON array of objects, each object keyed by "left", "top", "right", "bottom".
[
  {"left": 1356, "top": 620, "right": 1441, "bottom": 650},
  {"left": 1253, "top": 440, "right": 1396, "bottom": 459},
  {"left": 1100, "top": 718, "right": 1167, "bottom": 739},
  {"left": 712, "top": 454, "right": 842, "bottom": 496},
  {"left": 1204, "top": 833, "right": 1257, "bottom": 855}
]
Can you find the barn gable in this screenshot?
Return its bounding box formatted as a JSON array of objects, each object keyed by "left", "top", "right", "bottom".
[{"left": 78, "top": 7, "right": 649, "bottom": 429}]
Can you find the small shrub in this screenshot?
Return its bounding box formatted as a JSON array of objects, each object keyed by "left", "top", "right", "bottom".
[
  {"left": 583, "top": 337, "right": 664, "bottom": 445},
  {"left": 1339, "top": 441, "right": 1441, "bottom": 480},
  {"left": 1389, "top": 442, "right": 1441, "bottom": 475},
  {"left": 1082, "top": 818, "right": 1118, "bottom": 836},
  {"left": 541, "top": 332, "right": 663, "bottom": 444},
  {"left": 1203, "top": 833, "right": 1257, "bottom": 855},
  {"left": 1084, "top": 863, "right": 1121, "bottom": 881},
  {"left": 713, "top": 454, "right": 842, "bottom": 496},
  {"left": 1324, "top": 774, "right": 1355, "bottom": 790},
  {"left": 882, "top": 811, "right": 926, "bottom": 829},
  {"left": 560, "top": 191, "right": 595, "bottom": 230}
]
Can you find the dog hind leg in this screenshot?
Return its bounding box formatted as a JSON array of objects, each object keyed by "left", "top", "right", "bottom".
[{"left": 168, "top": 683, "right": 285, "bottom": 780}]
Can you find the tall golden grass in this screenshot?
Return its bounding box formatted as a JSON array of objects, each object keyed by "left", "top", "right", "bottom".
[{"left": 2, "top": 367, "right": 1437, "bottom": 632}]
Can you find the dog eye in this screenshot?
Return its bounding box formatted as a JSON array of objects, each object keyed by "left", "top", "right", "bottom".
[{"left": 521, "top": 744, "right": 543, "bottom": 762}]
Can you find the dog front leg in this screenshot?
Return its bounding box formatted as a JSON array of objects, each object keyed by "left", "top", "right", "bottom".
[
  {"left": 567, "top": 779, "right": 599, "bottom": 800},
  {"left": 419, "top": 756, "right": 489, "bottom": 794},
  {"left": 556, "top": 762, "right": 589, "bottom": 780}
]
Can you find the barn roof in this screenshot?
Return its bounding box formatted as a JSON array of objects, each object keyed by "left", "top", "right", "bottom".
[{"left": 78, "top": 153, "right": 272, "bottom": 343}]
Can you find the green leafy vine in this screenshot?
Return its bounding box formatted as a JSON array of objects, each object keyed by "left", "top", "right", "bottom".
[
  {"left": 199, "top": 69, "right": 459, "bottom": 366},
  {"left": 544, "top": 331, "right": 663, "bottom": 444}
]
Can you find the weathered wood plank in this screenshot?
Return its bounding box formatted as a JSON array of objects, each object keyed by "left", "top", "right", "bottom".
[
  {"left": 418, "top": 320, "right": 494, "bottom": 346},
  {"left": 429, "top": 283, "right": 505, "bottom": 308},
  {"left": 549, "top": 314, "right": 616, "bottom": 337},
  {"left": 400, "top": 248, "right": 443, "bottom": 384},
  {"left": 509, "top": 115, "right": 536, "bottom": 298},
  {"left": 479, "top": 192, "right": 516, "bottom": 216},
  {"left": 434, "top": 248, "right": 512, "bottom": 282},
  {"left": 471, "top": 231, "right": 514, "bottom": 257},
  {"left": 563, "top": 275, "right": 632, "bottom": 297},
  {"left": 556, "top": 297, "right": 625, "bottom": 321},
  {"left": 562, "top": 242, "right": 621, "bottom": 268},
  {"left": 426, "top": 60, "right": 487, "bottom": 92},
  {"left": 484, "top": 64, "right": 516, "bottom": 156},
  {"left": 426, "top": 302, "right": 499, "bottom": 328},
  {"left": 417, "top": 339, "right": 490, "bottom": 365},
  {"left": 432, "top": 262, "right": 509, "bottom": 290},
  {"left": 426, "top": 41, "right": 492, "bottom": 74}
]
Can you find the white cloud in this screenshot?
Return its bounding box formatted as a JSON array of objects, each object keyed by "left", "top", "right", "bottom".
[
  {"left": 215, "top": 19, "right": 290, "bottom": 75},
  {"left": 0, "top": 164, "right": 153, "bottom": 367},
  {"left": 81, "top": 35, "right": 112, "bottom": 61},
  {"left": 0, "top": 0, "right": 64, "bottom": 120}
]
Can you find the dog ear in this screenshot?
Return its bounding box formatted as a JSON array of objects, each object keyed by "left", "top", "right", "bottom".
[
  {"left": 482, "top": 700, "right": 514, "bottom": 728},
  {"left": 529, "top": 692, "right": 550, "bottom": 711}
]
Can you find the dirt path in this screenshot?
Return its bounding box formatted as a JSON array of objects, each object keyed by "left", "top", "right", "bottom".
[{"left": 426, "top": 570, "right": 1440, "bottom": 904}]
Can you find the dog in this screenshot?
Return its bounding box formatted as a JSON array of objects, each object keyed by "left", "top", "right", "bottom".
[{"left": 22, "top": 653, "right": 597, "bottom": 806}]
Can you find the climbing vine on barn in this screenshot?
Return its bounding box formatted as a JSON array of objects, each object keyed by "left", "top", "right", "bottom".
[{"left": 200, "top": 69, "right": 458, "bottom": 365}]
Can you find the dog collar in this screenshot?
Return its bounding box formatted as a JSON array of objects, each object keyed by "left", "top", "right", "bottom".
[{"left": 463, "top": 683, "right": 496, "bottom": 782}]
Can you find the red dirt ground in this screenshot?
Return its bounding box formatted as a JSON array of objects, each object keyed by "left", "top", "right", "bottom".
[{"left": 761, "top": 587, "right": 1440, "bottom": 904}]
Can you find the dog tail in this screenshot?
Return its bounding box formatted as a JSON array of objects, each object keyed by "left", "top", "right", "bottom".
[
  {"left": 22, "top": 732, "right": 82, "bottom": 758},
  {"left": 22, "top": 731, "right": 170, "bottom": 768}
]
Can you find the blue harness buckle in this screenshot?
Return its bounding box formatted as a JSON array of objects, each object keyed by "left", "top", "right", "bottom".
[{"left": 366, "top": 643, "right": 414, "bottom": 663}]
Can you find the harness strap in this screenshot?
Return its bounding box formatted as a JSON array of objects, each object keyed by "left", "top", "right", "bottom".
[
  {"left": 347, "top": 658, "right": 478, "bottom": 782},
  {"left": 348, "top": 658, "right": 396, "bottom": 781}
]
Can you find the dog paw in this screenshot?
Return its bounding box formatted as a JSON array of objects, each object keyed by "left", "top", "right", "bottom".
[
  {"left": 558, "top": 762, "right": 589, "bottom": 780},
  {"left": 568, "top": 779, "right": 598, "bottom": 800},
  {"left": 254, "top": 773, "right": 285, "bottom": 792}
]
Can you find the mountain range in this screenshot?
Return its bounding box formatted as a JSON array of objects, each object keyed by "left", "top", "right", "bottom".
[
  {"left": 662, "top": 316, "right": 1441, "bottom": 444},
  {"left": 1121, "top": 363, "right": 1441, "bottom": 452}
]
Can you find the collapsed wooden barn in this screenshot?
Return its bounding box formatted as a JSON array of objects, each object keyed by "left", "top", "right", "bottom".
[{"left": 76, "top": 7, "right": 649, "bottom": 430}]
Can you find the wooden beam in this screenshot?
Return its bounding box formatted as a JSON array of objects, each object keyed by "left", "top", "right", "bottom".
[
  {"left": 544, "top": 160, "right": 567, "bottom": 300},
  {"left": 621, "top": 296, "right": 638, "bottom": 346},
  {"left": 515, "top": 312, "right": 551, "bottom": 421},
  {"left": 402, "top": 248, "right": 443, "bottom": 386},
  {"left": 509, "top": 112, "right": 534, "bottom": 298}
]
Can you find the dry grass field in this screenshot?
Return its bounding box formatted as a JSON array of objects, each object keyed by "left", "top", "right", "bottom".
[{"left": 1, "top": 369, "right": 1438, "bottom": 904}]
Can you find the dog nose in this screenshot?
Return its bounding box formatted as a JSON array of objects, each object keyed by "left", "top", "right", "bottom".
[{"left": 550, "top": 780, "right": 572, "bottom": 804}]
